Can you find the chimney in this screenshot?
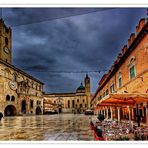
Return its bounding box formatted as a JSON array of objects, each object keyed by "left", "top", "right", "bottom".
[
  {"left": 130, "top": 33, "right": 135, "bottom": 43},
  {"left": 114, "top": 60, "right": 118, "bottom": 65},
  {"left": 136, "top": 18, "right": 145, "bottom": 35},
  {"left": 117, "top": 53, "right": 122, "bottom": 61},
  {"left": 122, "top": 45, "right": 128, "bottom": 54},
  {"left": 128, "top": 38, "right": 131, "bottom": 47},
  {"left": 128, "top": 33, "right": 135, "bottom": 47}
]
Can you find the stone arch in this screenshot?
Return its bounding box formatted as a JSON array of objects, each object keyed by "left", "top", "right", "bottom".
[{"left": 4, "top": 105, "right": 17, "bottom": 116}]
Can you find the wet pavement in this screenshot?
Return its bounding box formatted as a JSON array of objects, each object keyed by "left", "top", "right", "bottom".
[{"left": 0, "top": 114, "right": 95, "bottom": 141}]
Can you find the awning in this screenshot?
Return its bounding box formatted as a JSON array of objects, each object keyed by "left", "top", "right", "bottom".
[{"left": 97, "top": 93, "right": 148, "bottom": 106}]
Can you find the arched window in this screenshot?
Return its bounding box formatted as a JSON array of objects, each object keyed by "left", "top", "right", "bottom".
[
  {"left": 128, "top": 56, "right": 136, "bottom": 80},
  {"left": 129, "top": 65, "right": 136, "bottom": 80},
  {"left": 11, "top": 96, "right": 15, "bottom": 101},
  {"left": 6, "top": 95, "right": 10, "bottom": 101},
  {"left": 118, "top": 71, "right": 122, "bottom": 88},
  {"left": 106, "top": 89, "right": 109, "bottom": 95}
]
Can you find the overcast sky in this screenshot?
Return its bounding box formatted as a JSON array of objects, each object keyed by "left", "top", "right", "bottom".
[{"left": 1, "top": 8, "right": 147, "bottom": 93}]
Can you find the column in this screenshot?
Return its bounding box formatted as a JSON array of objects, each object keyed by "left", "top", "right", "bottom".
[
  {"left": 145, "top": 103, "right": 148, "bottom": 125},
  {"left": 146, "top": 107, "right": 148, "bottom": 125},
  {"left": 117, "top": 107, "right": 120, "bottom": 121},
  {"left": 128, "top": 106, "right": 131, "bottom": 122},
  {"left": 103, "top": 109, "right": 105, "bottom": 116},
  {"left": 110, "top": 107, "right": 113, "bottom": 120},
  {"left": 101, "top": 110, "right": 103, "bottom": 114}
]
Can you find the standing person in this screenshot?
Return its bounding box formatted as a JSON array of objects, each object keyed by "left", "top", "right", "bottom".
[{"left": 0, "top": 112, "right": 3, "bottom": 121}]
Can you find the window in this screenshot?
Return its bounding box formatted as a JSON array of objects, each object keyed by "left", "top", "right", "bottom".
[
  {"left": 103, "top": 92, "right": 105, "bottom": 97},
  {"left": 80, "top": 104, "right": 82, "bottom": 108},
  {"left": 83, "top": 99, "right": 85, "bottom": 103},
  {"left": 118, "top": 72, "right": 122, "bottom": 88},
  {"left": 54, "top": 100, "right": 56, "bottom": 104},
  {"left": 6, "top": 95, "right": 10, "bottom": 101},
  {"left": 68, "top": 100, "right": 70, "bottom": 108},
  {"left": 85, "top": 104, "right": 87, "bottom": 108},
  {"left": 118, "top": 77, "right": 122, "bottom": 88},
  {"left": 5, "top": 37, "right": 8, "bottom": 45},
  {"left": 30, "top": 100, "right": 33, "bottom": 108},
  {"left": 72, "top": 100, "right": 75, "bottom": 108},
  {"left": 130, "top": 65, "right": 136, "bottom": 80},
  {"left": 110, "top": 84, "right": 115, "bottom": 93},
  {"left": 106, "top": 89, "right": 109, "bottom": 96},
  {"left": 11, "top": 96, "right": 15, "bottom": 101},
  {"left": 77, "top": 99, "right": 79, "bottom": 103}
]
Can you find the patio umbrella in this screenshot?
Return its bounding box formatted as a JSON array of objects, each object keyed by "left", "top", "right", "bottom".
[{"left": 99, "top": 93, "right": 148, "bottom": 105}]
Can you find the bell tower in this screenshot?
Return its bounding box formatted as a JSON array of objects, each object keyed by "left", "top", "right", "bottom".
[
  {"left": 85, "top": 74, "right": 91, "bottom": 108},
  {"left": 0, "top": 18, "right": 12, "bottom": 64},
  {"left": 85, "top": 74, "right": 90, "bottom": 94}
]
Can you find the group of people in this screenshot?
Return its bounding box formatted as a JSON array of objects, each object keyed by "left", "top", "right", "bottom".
[
  {"left": 89, "top": 114, "right": 106, "bottom": 140},
  {"left": 90, "top": 120, "right": 105, "bottom": 140}
]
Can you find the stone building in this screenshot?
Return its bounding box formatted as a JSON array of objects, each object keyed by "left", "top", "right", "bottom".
[
  {"left": 91, "top": 18, "right": 148, "bottom": 124},
  {"left": 44, "top": 74, "right": 91, "bottom": 113},
  {"left": 0, "top": 19, "right": 44, "bottom": 116}
]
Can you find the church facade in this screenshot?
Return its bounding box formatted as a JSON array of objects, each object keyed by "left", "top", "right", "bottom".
[
  {"left": 44, "top": 74, "right": 91, "bottom": 113},
  {"left": 0, "top": 19, "right": 44, "bottom": 116}
]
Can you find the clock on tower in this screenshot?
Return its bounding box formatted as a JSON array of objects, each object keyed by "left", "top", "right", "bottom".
[{"left": 0, "top": 18, "right": 12, "bottom": 64}]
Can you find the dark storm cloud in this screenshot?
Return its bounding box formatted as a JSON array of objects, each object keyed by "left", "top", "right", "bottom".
[
  {"left": 1, "top": 8, "right": 147, "bottom": 93},
  {"left": 3, "top": 8, "right": 112, "bottom": 26}
]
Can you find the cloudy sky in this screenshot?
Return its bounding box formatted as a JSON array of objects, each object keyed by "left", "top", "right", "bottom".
[{"left": 1, "top": 8, "right": 147, "bottom": 93}]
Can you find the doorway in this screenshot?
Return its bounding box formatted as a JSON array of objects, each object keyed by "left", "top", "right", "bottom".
[
  {"left": 4, "top": 105, "right": 17, "bottom": 116},
  {"left": 21, "top": 100, "right": 26, "bottom": 113}
]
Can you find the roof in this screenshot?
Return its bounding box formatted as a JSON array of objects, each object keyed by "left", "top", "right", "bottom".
[
  {"left": 44, "top": 92, "right": 75, "bottom": 97},
  {"left": 76, "top": 82, "right": 85, "bottom": 91},
  {"left": 0, "top": 59, "right": 44, "bottom": 85}
]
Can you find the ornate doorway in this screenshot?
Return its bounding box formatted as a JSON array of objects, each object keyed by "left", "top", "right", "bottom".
[{"left": 4, "top": 105, "right": 17, "bottom": 116}]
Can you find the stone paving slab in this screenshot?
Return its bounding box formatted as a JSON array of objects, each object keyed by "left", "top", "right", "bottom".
[{"left": 0, "top": 114, "right": 95, "bottom": 141}]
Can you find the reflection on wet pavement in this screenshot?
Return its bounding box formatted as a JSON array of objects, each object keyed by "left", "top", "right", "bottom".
[{"left": 0, "top": 114, "right": 95, "bottom": 141}]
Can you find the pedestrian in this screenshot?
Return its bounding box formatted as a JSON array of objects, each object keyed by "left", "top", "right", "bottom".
[{"left": 0, "top": 112, "right": 3, "bottom": 121}]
